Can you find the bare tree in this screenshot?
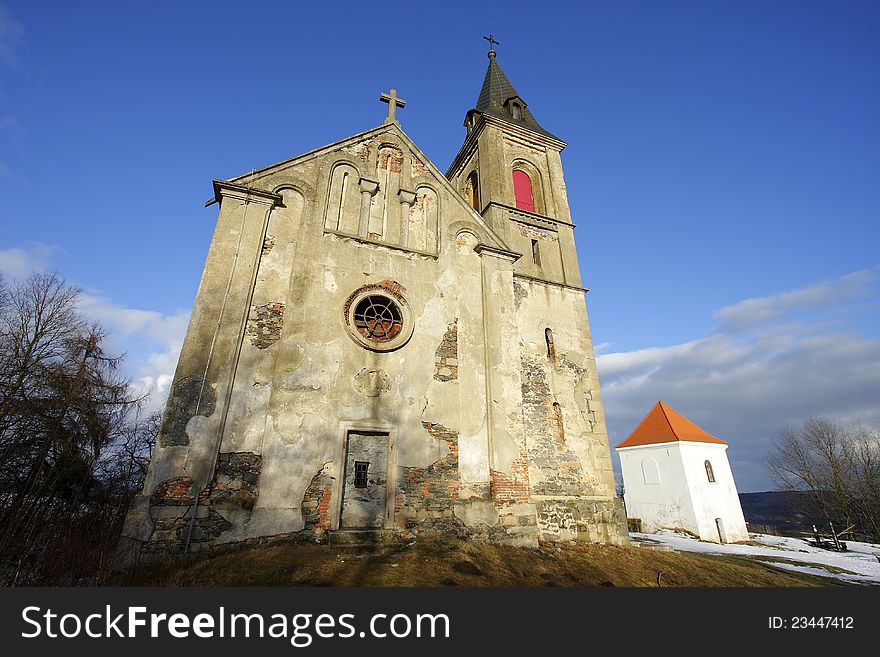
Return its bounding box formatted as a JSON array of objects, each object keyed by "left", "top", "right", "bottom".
[
  {"left": 768, "top": 417, "right": 880, "bottom": 541},
  {"left": 0, "top": 272, "right": 155, "bottom": 584}
]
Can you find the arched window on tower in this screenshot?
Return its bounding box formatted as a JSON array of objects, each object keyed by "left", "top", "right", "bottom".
[
  {"left": 466, "top": 171, "right": 480, "bottom": 212},
  {"left": 513, "top": 169, "right": 534, "bottom": 212},
  {"left": 705, "top": 460, "right": 716, "bottom": 483},
  {"left": 511, "top": 102, "right": 522, "bottom": 120}
]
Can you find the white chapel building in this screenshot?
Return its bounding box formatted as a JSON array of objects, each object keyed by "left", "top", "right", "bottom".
[{"left": 615, "top": 402, "right": 749, "bottom": 543}]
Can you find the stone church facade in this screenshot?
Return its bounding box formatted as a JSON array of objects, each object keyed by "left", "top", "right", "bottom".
[{"left": 118, "top": 49, "right": 628, "bottom": 561}]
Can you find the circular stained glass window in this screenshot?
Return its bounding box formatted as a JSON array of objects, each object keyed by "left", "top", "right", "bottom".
[
  {"left": 343, "top": 285, "right": 414, "bottom": 352},
  {"left": 353, "top": 295, "right": 403, "bottom": 343}
]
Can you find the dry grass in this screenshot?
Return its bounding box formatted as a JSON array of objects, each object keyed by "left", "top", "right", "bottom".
[
  {"left": 114, "top": 536, "right": 850, "bottom": 587},
  {"left": 749, "top": 556, "right": 860, "bottom": 576}
]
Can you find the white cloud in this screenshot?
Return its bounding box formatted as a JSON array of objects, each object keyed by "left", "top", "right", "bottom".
[
  {"left": 78, "top": 292, "right": 189, "bottom": 414},
  {"left": 0, "top": 242, "right": 186, "bottom": 415},
  {"left": 713, "top": 268, "right": 876, "bottom": 330},
  {"left": 598, "top": 268, "right": 880, "bottom": 493},
  {"left": 0, "top": 242, "right": 58, "bottom": 277}
]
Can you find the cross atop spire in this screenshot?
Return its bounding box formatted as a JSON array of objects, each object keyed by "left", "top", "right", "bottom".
[
  {"left": 483, "top": 33, "right": 499, "bottom": 58},
  {"left": 379, "top": 88, "right": 406, "bottom": 125}
]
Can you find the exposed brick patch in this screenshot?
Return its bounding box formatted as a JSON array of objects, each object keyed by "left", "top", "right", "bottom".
[
  {"left": 150, "top": 477, "right": 209, "bottom": 507},
  {"left": 375, "top": 278, "right": 406, "bottom": 296},
  {"left": 433, "top": 319, "right": 458, "bottom": 382},
  {"left": 246, "top": 302, "right": 285, "bottom": 349},
  {"left": 520, "top": 355, "right": 589, "bottom": 496},
  {"left": 261, "top": 234, "right": 276, "bottom": 257},
  {"left": 342, "top": 280, "right": 407, "bottom": 319},
  {"left": 158, "top": 376, "right": 215, "bottom": 447},
  {"left": 490, "top": 452, "right": 531, "bottom": 502},
  {"left": 146, "top": 452, "right": 261, "bottom": 552},
  {"left": 208, "top": 452, "right": 261, "bottom": 510},
  {"left": 412, "top": 190, "right": 435, "bottom": 216},
  {"left": 399, "top": 422, "right": 460, "bottom": 537},
  {"left": 411, "top": 156, "right": 429, "bottom": 177},
  {"left": 301, "top": 463, "right": 335, "bottom": 536},
  {"left": 147, "top": 477, "right": 226, "bottom": 554},
  {"left": 378, "top": 147, "right": 403, "bottom": 173},
  {"left": 458, "top": 481, "right": 491, "bottom": 500}
]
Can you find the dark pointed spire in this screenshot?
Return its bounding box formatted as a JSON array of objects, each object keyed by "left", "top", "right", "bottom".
[{"left": 472, "top": 48, "right": 560, "bottom": 141}]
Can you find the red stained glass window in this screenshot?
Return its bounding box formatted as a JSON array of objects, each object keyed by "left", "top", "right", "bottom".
[{"left": 513, "top": 169, "right": 534, "bottom": 212}]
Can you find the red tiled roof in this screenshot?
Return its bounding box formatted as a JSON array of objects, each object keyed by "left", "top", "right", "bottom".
[{"left": 614, "top": 401, "right": 727, "bottom": 449}]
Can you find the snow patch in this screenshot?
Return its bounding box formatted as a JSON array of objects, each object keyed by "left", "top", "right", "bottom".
[{"left": 632, "top": 530, "right": 880, "bottom": 585}]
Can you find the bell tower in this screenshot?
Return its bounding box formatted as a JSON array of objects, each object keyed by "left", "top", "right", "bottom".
[
  {"left": 447, "top": 40, "right": 628, "bottom": 546},
  {"left": 447, "top": 41, "right": 583, "bottom": 289}
]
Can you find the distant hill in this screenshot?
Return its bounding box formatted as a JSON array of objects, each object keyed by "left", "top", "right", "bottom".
[{"left": 740, "top": 491, "right": 826, "bottom": 535}]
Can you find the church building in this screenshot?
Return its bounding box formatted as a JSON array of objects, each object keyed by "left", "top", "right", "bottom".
[
  {"left": 616, "top": 402, "right": 749, "bottom": 543},
  {"left": 119, "top": 44, "right": 628, "bottom": 561}
]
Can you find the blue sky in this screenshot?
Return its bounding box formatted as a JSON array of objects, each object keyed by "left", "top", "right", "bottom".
[{"left": 1, "top": 1, "right": 878, "bottom": 492}]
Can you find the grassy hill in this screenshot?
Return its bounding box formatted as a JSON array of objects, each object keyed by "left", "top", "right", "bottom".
[{"left": 116, "top": 536, "right": 847, "bottom": 587}]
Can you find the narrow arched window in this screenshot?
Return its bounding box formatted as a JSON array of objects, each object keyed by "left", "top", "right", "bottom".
[
  {"left": 511, "top": 103, "right": 522, "bottom": 120},
  {"left": 552, "top": 402, "right": 564, "bottom": 441},
  {"left": 466, "top": 171, "right": 480, "bottom": 212},
  {"left": 545, "top": 327, "right": 556, "bottom": 361},
  {"left": 513, "top": 169, "right": 534, "bottom": 212},
  {"left": 705, "top": 460, "right": 715, "bottom": 483}
]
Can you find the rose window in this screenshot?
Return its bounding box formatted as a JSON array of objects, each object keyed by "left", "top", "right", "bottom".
[{"left": 352, "top": 295, "right": 403, "bottom": 343}]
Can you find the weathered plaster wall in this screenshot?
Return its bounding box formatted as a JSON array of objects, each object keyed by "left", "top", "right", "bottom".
[
  {"left": 618, "top": 443, "right": 700, "bottom": 535},
  {"left": 618, "top": 441, "right": 748, "bottom": 543},
  {"left": 679, "top": 443, "right": 749, "bottom": 543},
  {"left": 513, "top": 278, "right": 626, "bottom": 544}
]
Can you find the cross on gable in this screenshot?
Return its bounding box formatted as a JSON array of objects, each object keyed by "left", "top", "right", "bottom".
[{"left": 379, "top": 88, "right": 406, "bottom": 124}]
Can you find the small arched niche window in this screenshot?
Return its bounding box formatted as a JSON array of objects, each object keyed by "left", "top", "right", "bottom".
[
  {"left": 511, "top": 102, "right": 522, "bottom": 120},
  {"left": 513, "top": 169, "right": 534, "bottom": 213},
  {"left": 705, "top": 460, "right": 716, "bottom": 483},
  {"left": 552, "top": 402, "right": 564, "bottom": 441},
  {"left": 465, "top": 171, "right": 480, "bottom": 212},
  {"left": 545, "top": 327, "right": 556, "bottom": 361}
]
